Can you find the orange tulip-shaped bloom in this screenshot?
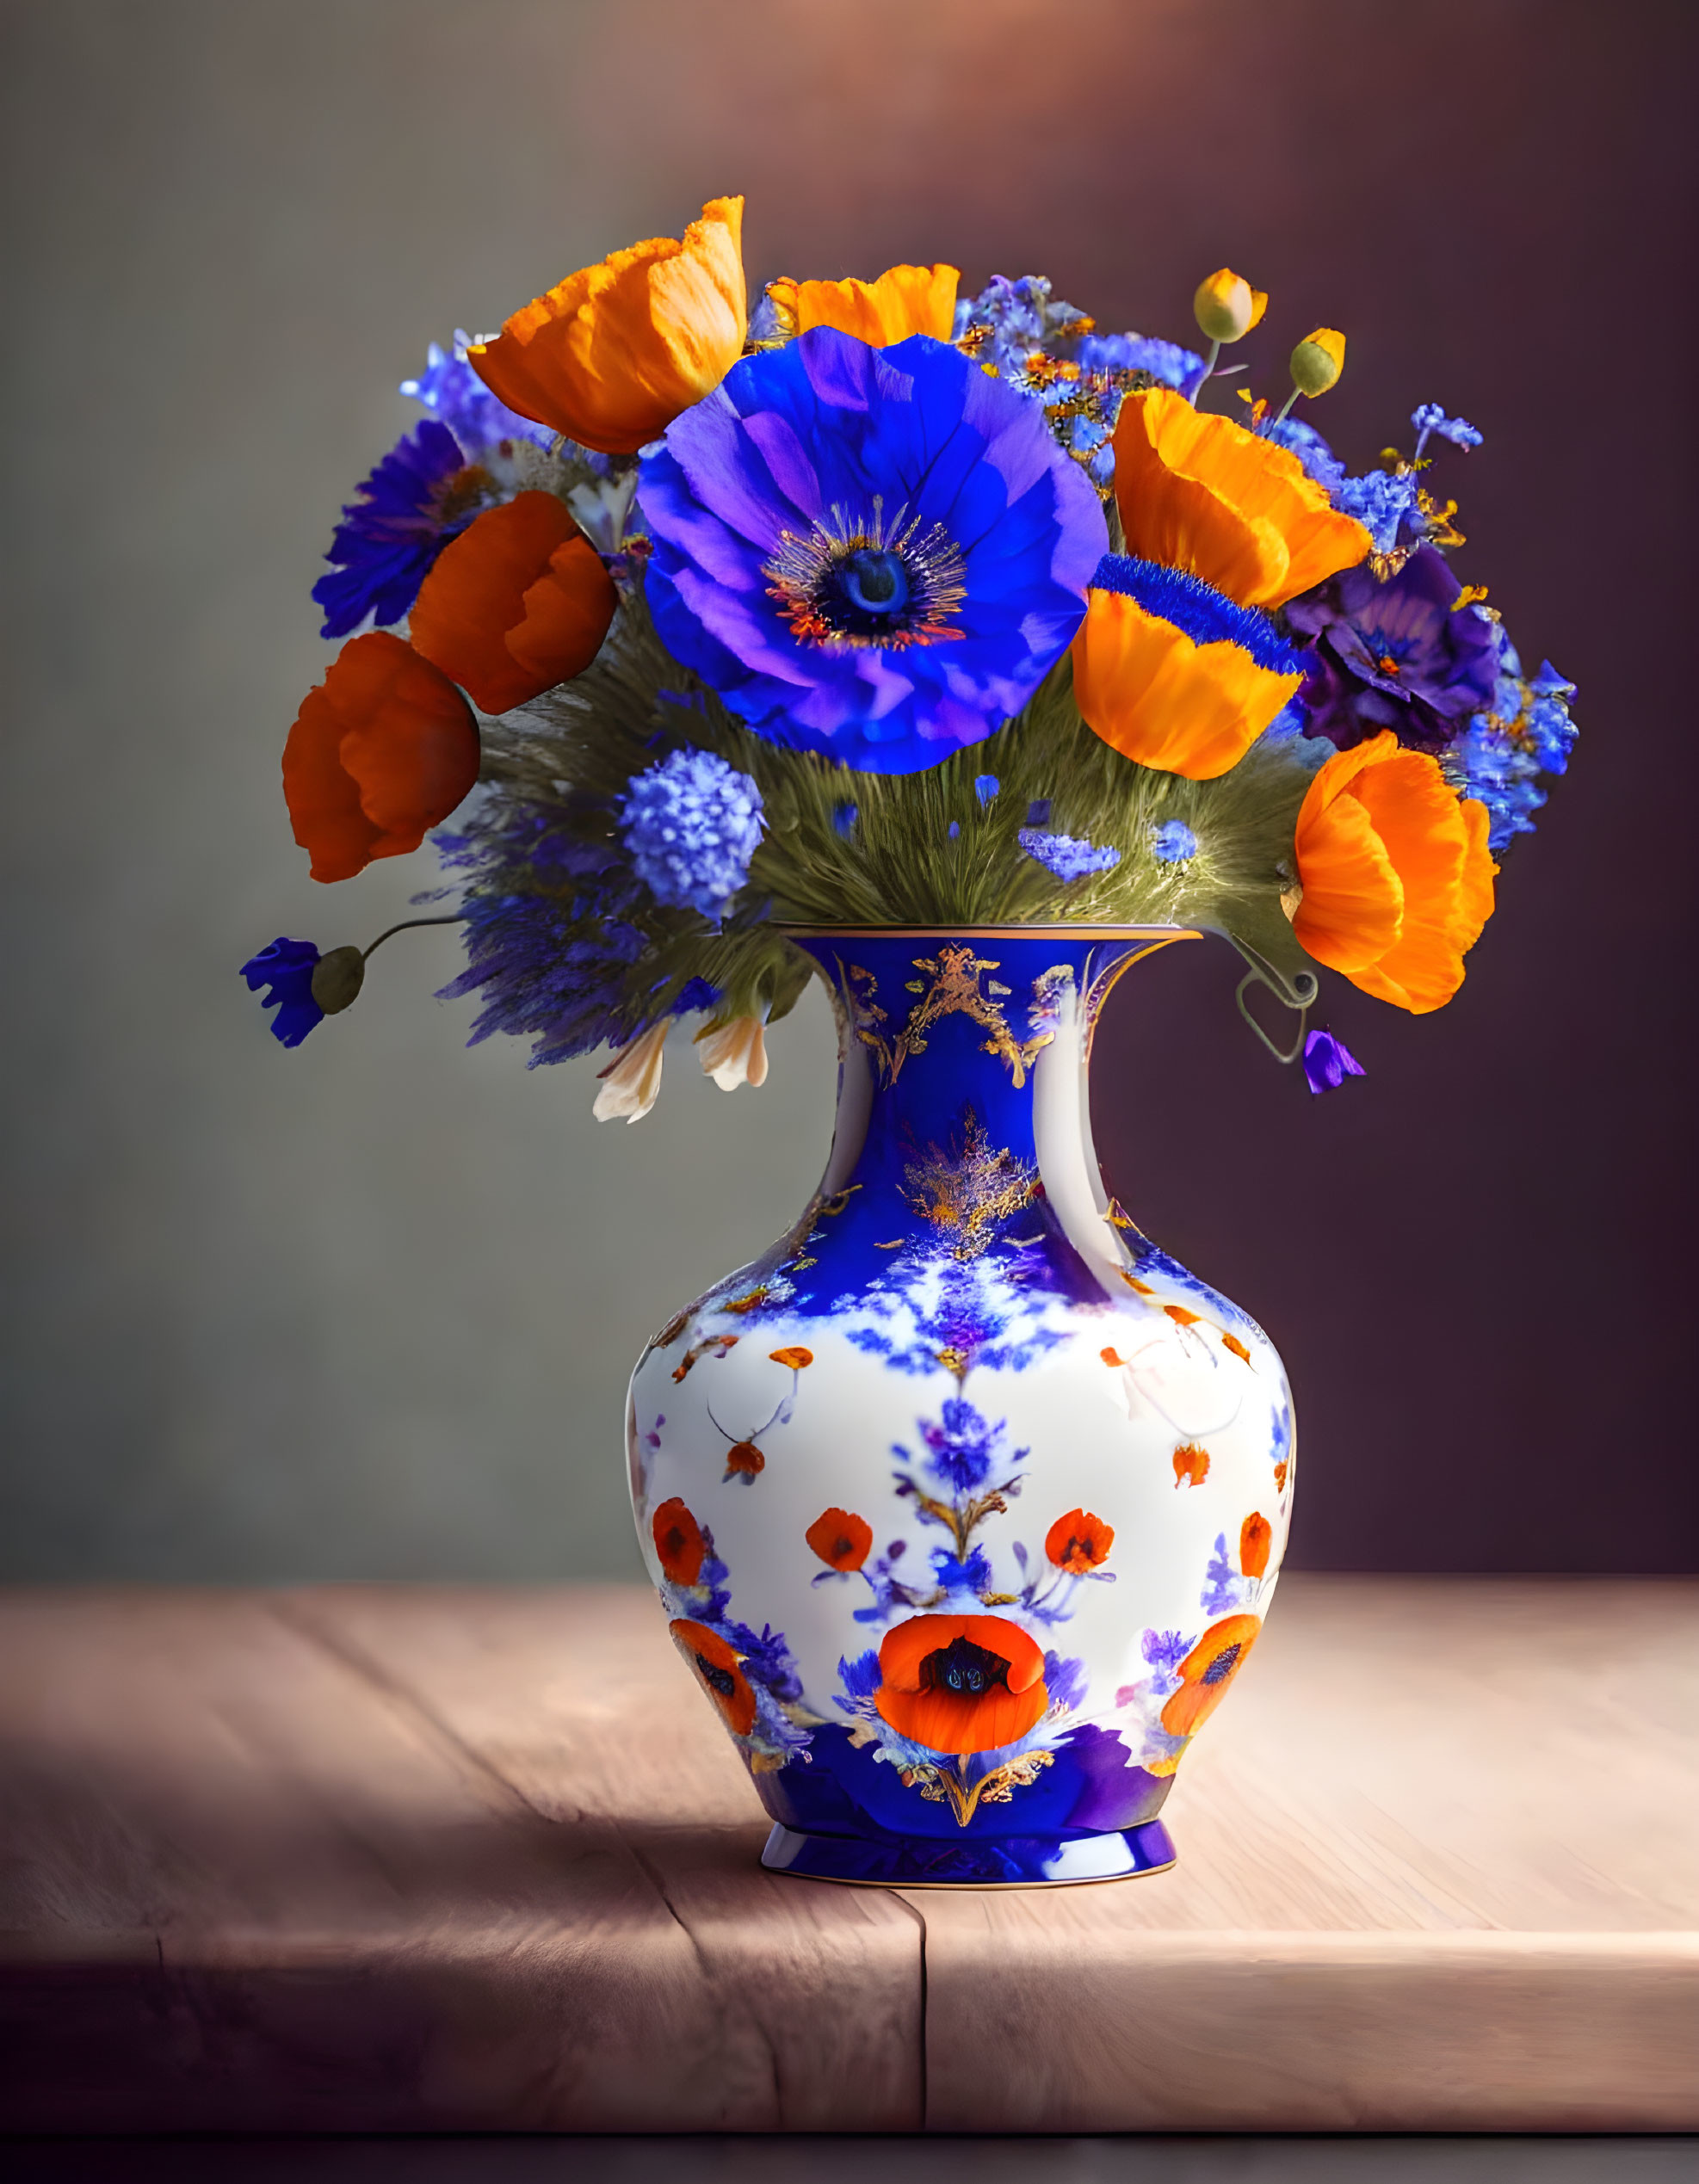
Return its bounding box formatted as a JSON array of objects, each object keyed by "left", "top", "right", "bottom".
[
  {"left": 1292, "top": 731, "right": 1497, "bottom": 1013},
  {"left": 1072, "top": 577, "right": 1303, "bottom": 780},
  {"left": 1113, "top": 387, "right": 1371, "bottom": 610},
  {"left": 1045, "top": 1508, "right": 1115, "bottom": 1573},
  {"left": 469, "top": 197, "right": 747, "bottom": 453},
  {"left": 1239, "top": 1511, "right": 1272, "bottom": 1581},
  {"left": 765, "top": 263, "right": 960, "bottom": 346},
  {"left": 652, "top": 1496, "right": 707, "bottom": 1587},
  {"left": 806, "top": 1508, "right": 874, "bottom": 1573},
  {"left": 282, "top": 632, "right": 479, "bottom": 883},
  {"left": 1159, "top": 1613, "right": 1263, "bottom": 1738},
  {"left": 874, "top": 1613, "right": 1048, "bottom": 1757},
  {"left": 408, "top": 491, "right": 615, "bottom": 716},
  {"left": 670, "top": 1619, "right": 757, "bottom": 1737}
]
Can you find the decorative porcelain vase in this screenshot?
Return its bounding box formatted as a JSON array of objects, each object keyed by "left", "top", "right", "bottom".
[{"left": 627, "top": 928, "right": 1293, "bottom": 1886}]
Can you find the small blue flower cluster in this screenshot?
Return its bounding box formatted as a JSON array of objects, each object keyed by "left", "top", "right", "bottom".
[
  {"left": 1450, "top": 641, "right": 1579, "bottom": 853},
  {"left": 954, "top": 274, "right": 1093, "bottom": 380},
  {"left": 620, "top": 748, "right": 765, "bottom": 916},
  {"left": 1333, "top": 466, "right": 1424, "bottom": 556},
  {"left": 917, "top": 1396, "right": 1004, "bottom": 1493},
  {"left": 1411, "top": 402, "right": 1483, "bottom": 456},
  {"left": 1262, "top": 415, "right": 1347, "bottom": 493},
  {"left": 1018, "top": 827, "right": 1121, "bottom": 882},
  {"left": 399, "top": 333, "right": 553, "bottom": 460},
  {"left": 1150, "top": 820, "right": 1197, "bottom": 864}
]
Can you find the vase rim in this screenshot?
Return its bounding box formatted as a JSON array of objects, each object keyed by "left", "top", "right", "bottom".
[{"left": 775, "top": 922, "right": 1202, "bottom": 941}]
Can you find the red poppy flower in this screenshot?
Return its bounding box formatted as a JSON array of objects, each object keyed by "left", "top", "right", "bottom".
[
  {"left": 281, "top": 631, "right": 479, "bottom": 882},
  {"left": 1160, "top": 1613, "right": 1263, "bottom": 1738},
  {"left": 724, "top": 1441, "right": 764, "bottom": 1481},
  {"left": 806, "top": 1508, "right": 873, "bottom": 1573},
  {"left": 652, "top": 1496, "right": 705, "bottom": 1587},
  {"left": 1045, "top": 1508, "right": 1115, "bottom": 1573},
  {"left": 874, "top": 1613, "right": 1048, "bottom": 1757},
  {"left": 1239, "top": 1511, "right": 1273, "bottom": 1581},
  {"left": 670, "top": 1619, "right": 756, "bottom": 1736},
  {"left": 408, "top": 491, "right": 616, "bottom": 715}
]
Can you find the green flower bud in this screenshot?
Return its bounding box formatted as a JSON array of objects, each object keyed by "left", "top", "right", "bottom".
[
  {"left": 310, "top": 945, "right": 365, "bottom": 1015},
  {"left": 1289, "top": 328, "right": 1346, "bottom": 398}
]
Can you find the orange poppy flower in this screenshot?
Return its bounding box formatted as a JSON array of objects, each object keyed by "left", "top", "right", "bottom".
[
  {"left": 652, "top": 1496, "right": 706, "bottom": 1587},
  {"left": 765, "top": 263, "right": 959, "bottom": 346},
  {"left": 1292, "top": 731, "right": 1497, "bottom": 1013},
  {"left": 724, "top": 1441, "right": 764, "bottom": 1481},
  {"left": 670, "top": 1619, "right": 757, "bottom": 1737},
  {"left": 1112, "top": 387, "right": 1370, "bottom": 610},
  {"left": 769, "top": 1346, "right": 814, "bottom": 1370},
  {"left": 806, "top": 1507, "right": 874, "bottom": 1573},
  {"left": 874, "top": 1613, "right": 1048, "bottom": 1757},
  {"left": 282, "top": 632, "right": 479, "bottom": 883},
  {"left": 1274, "top": 1459, "right": 1290, "bottom": 1491},
  {"left": 1072, "top": 583, "right": 1303, "bottom": 780},
  {"left": 1173, "top": 1445, "right": 1211, "bottom": 1489},
  {"left": 1239, "top": 1511, "right": 1272, "bottom": 1580},
  {"left": 408, "top": 491, "right": 615, "bottom": 716},
  {"left": 1160, "top": 1613, "right": 1263, "bottom": 1738},
  {"left": 1222, "top": 1333, "right": 1252, "bottom": 1365},
  {"left": 1045, "top": 1508, "right": 1115, "bottom": 1573},
  {"left": 469, "top": 197, "right": 747, "bottom": 454}
]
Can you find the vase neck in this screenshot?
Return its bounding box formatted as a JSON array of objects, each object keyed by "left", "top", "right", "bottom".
[{"left": 788, "top": 931, "right": 1194, "bottom": 1301}]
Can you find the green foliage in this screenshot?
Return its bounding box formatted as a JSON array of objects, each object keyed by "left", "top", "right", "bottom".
[{"left": 470, "top": 574, "right": 1322, "bottom": 1036}]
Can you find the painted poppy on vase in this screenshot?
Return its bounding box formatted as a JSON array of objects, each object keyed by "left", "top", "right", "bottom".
[
  {"left": 670, "top": 1619, "right": 757, "bottom": 1736},
  {"left": 1045, "top": 1508, "right": 1115, "bottom": 1573},
  {"left": 806, "top": 1508, "right": 874, "bottom": 1573},
  {"left": 408, "top": 491, "right": 616, "bottom": 716},
  {"left": 652, "top": 1496, "right": 706, "bottom": 1587},
  {"left": 281, "top": 632, "right": 479, "bottom": 882},
  {"left": 724, "top": 1441, "right": 764, "bottom": 1482},
  {"left": 1239, "top": 1511, "right": 1273, "bottom": 1580},
  {"left": 874, "top": 1613, "right": 1049, "bottom": 1755},
  {"left": 1160, "top": 1613, "right": 1263, "bottom": 1738},
  {"left": 469, "top": 197, "right": 748, "bottom": 454}
]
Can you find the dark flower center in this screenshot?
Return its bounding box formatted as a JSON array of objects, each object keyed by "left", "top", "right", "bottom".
[
  {"left": 1201, "top": 1641, "right": 1243, "bottom": 1687},
  {"left": 764, "top": 498, "right": 967, "bottom": 650},
  {"left": 837, "top": 548, "right": 909, "bottom": 616},
  {"left": 695, "top": 1651, "right": 738, "bottom": 1698},
  {"left": 919, "top": 1635, "right": 1012, "bottom": 1699}
]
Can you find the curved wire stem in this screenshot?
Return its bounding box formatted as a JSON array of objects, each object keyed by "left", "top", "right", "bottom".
[
  {"left": 361, "top": 913, "right": 465, "bottom": 961},
  {"left": 1222, "top": 934, "right": 1316, "bottom": 1066}
]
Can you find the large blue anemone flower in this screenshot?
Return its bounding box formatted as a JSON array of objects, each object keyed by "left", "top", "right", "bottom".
[{"left": 639, "top": 329, "right": 1107, "bottom": 773}]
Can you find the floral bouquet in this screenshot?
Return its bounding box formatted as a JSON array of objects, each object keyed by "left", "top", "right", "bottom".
[{"left": 243, "top": 195, "right": 1576, "bottom": 1109}]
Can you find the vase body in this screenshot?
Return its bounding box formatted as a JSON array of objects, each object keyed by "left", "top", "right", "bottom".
[{"left": 627, "top": 929, "right": 1293, "bottom": 1886}]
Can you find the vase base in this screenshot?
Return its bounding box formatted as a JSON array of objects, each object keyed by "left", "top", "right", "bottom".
[{"left": 759, "top": 1819, "right": 1176, "bottom": 1889}]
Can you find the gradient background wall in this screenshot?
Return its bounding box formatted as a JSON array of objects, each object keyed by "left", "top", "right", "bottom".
[{"left": 3, "top": 0, "right": 1693, "bottom": 1582}]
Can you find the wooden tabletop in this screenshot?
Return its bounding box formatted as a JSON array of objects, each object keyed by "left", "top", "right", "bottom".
[{"left": 2, "top": 1578, "right": 1694, "bottom": 2135}]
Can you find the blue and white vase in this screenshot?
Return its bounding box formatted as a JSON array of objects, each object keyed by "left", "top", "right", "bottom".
[{"left": 627, "top": 929, "right": 1293, "bottom": 1887}]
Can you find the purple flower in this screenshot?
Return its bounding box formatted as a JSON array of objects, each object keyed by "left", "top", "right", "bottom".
[
  {"left": 312, "top": 420, "right": 494, "bottom": 639},
  {"left": 241, "top": 937, "right": 324, "bottom": 1049},
  {"left": 1018, "top": 827, "right": 1120, "bottom": 881},
  {"left": 639, "top": 329, "right": 1106, "bottom": 773},
  {"left": 1287, "top": 546, "right": 1501, "bottom": 756},
  {"left": 1150, "top": 820, "right": 1197, "bottom": 863},
  {"left": 1302, "top": 1026, "right": 1366, "bottom": 1096}
]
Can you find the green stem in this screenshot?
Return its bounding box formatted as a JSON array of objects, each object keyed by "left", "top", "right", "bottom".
[{"left": 361, "top": 913, "right": 465, "bottom": 961}]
